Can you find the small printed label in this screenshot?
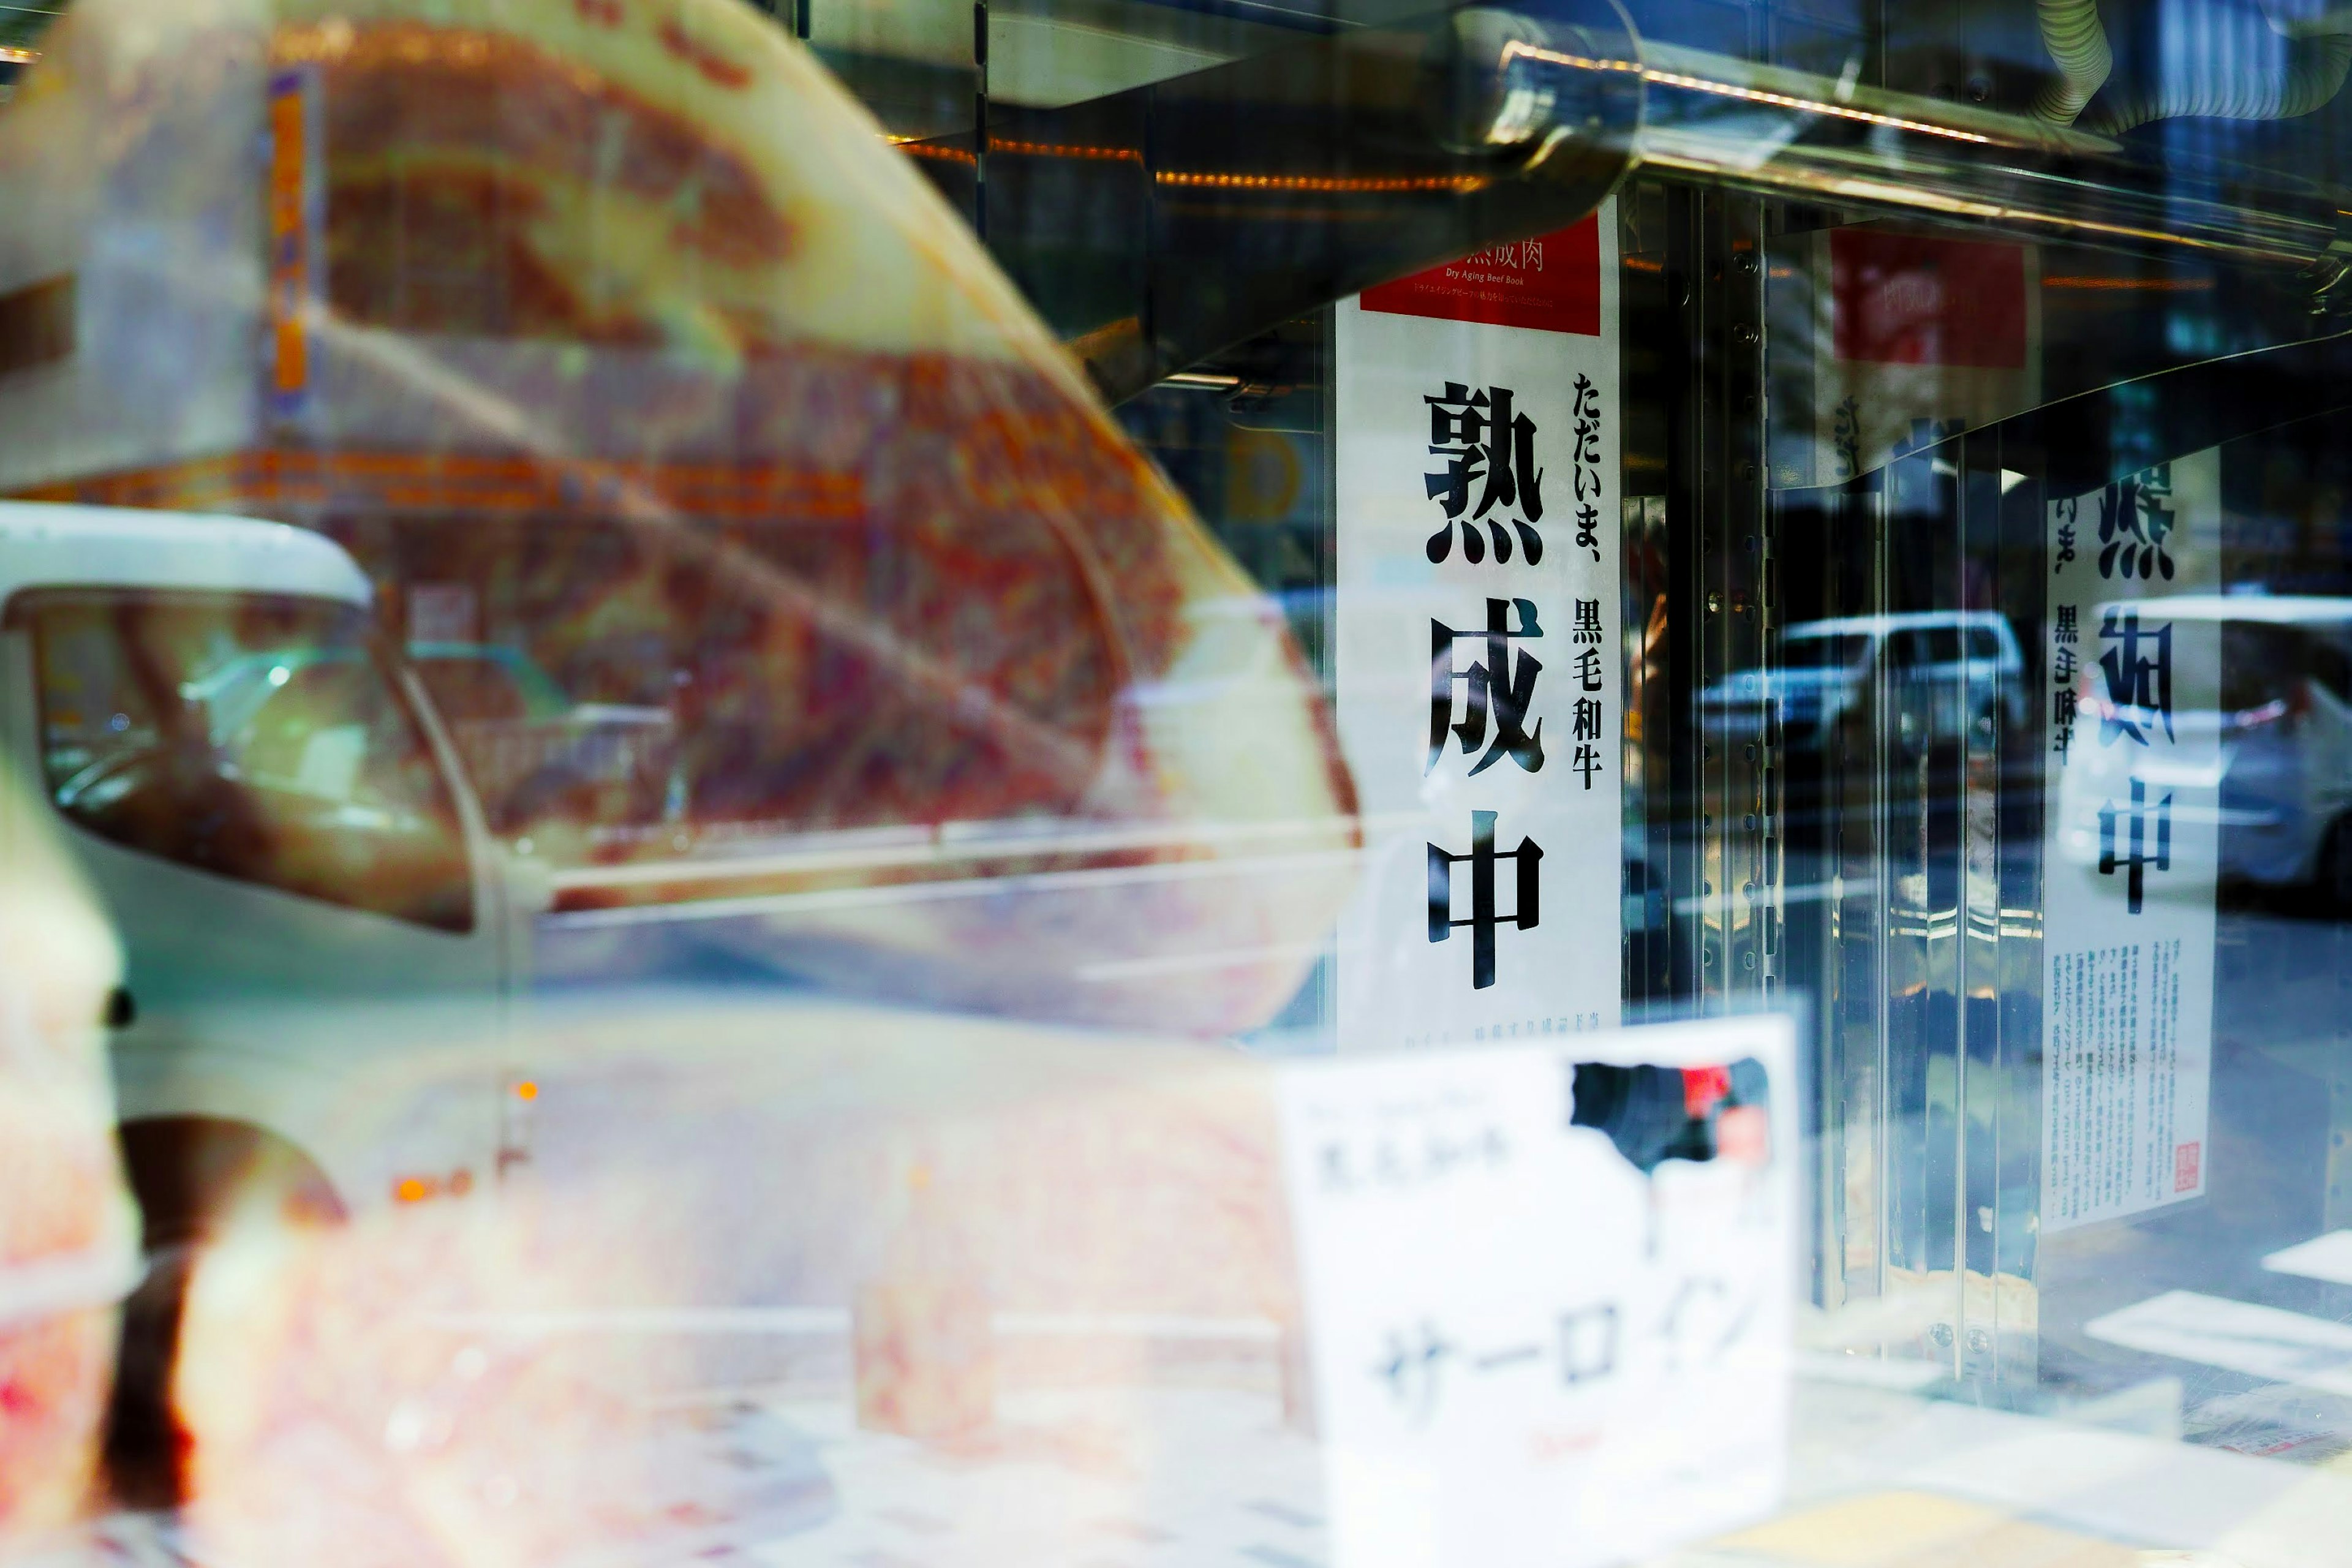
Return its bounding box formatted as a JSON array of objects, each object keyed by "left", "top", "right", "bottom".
[{"left": 1360, "top": 216, "right": 1604, "bottom": 337}]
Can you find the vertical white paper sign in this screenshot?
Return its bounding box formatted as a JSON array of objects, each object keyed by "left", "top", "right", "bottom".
[
  {"left": 1333, "top": 205, "right": 1624, "bottom": 1052},
  {"left": 1277, "top": 1016, "right": 1796, "bottom": 1568},
  {"left": 2042, "top": 449, "right": 2222, "bottom": 1230}
]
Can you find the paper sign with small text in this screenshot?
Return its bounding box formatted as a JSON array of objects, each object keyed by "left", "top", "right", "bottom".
[
  {"left": 2041, "top": 447, "right": 2221, "bottom": 1229},
  {"left": 1277, "top": 1014, "right": 1796, "bottom": 1568}
]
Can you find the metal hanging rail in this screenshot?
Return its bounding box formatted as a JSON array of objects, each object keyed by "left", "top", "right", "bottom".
[{"left": 930, "top": 0, "right": 2350, "bottom": 399}]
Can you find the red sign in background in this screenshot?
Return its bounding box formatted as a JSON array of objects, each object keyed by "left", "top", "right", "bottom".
[
  {"left": 1830, "top": 228, "right": 2028, "bottom": 369},
  {"left": 1360, "top": 214, "right": 1603, "bottom": 337}
]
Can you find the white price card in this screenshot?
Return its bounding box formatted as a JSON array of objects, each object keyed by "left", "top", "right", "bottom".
[{"left": 1276, "top": 1015, "right": 1796, "bottom": 1568}]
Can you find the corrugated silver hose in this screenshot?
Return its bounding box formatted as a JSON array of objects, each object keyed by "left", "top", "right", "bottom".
[
  {"left": 2032, "top": 0, "right": 2115, "bottom": 123},
  {"left": 2077, "top": 0, "right": 2352, "bottom": 131}
]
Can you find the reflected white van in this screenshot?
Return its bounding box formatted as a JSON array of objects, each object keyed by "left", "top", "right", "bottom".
[
  {"left": 1701, "top": 610, "right": 2028, "bottom": 750},
  {"left": 0, "top": 502, "right": 540, "bottom": 1247}
]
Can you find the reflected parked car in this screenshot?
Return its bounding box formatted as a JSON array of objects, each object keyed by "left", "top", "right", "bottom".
[
  {"left": 405, "top": 643, "right": 577, "bottom": 726},
  {"left": 405, "top": 643, "right": 674, "bottom": 842},
  {"left": 184, "top": 639, "right": 676, "bottom": 846},
  {"left": 2056, "top": 595, "right": 2352, "bottom": 907},
  {"left": 0, "top": 500, "right": 549, "bottom": 1253},
  {"left": 1702, "top": 611, "right": 2027, "bottom": 752}
]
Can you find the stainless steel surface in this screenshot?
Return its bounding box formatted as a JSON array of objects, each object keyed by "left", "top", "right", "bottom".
[
  {"left": 1464, "top": 12, "right": 2346, "bottom": 276},
  {"left": 1009, "top": 1, "right": 2352, "bottom": 401}
]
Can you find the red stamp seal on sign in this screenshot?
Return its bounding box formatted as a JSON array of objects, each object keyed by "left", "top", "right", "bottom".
[{"left": 2174, "top": 1141, "right": 2202, "bottom": 1193}]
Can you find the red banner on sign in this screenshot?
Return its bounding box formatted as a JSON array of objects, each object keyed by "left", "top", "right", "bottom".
[
  {"left": 1831, "top": 228, "right": 2027, "bottom": 369},
  {"left": 1360, "top": 216, "right": 1602, "bottom": 337}
]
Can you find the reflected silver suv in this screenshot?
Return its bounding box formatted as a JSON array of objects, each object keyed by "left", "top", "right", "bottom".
[{"left": 1702, "top": 611, "right": 2027, "bottom": 750}]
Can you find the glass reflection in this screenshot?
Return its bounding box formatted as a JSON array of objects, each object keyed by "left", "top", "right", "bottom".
[{"left": 0, "top": 0, "right": 2351, "bottom": 1558}]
